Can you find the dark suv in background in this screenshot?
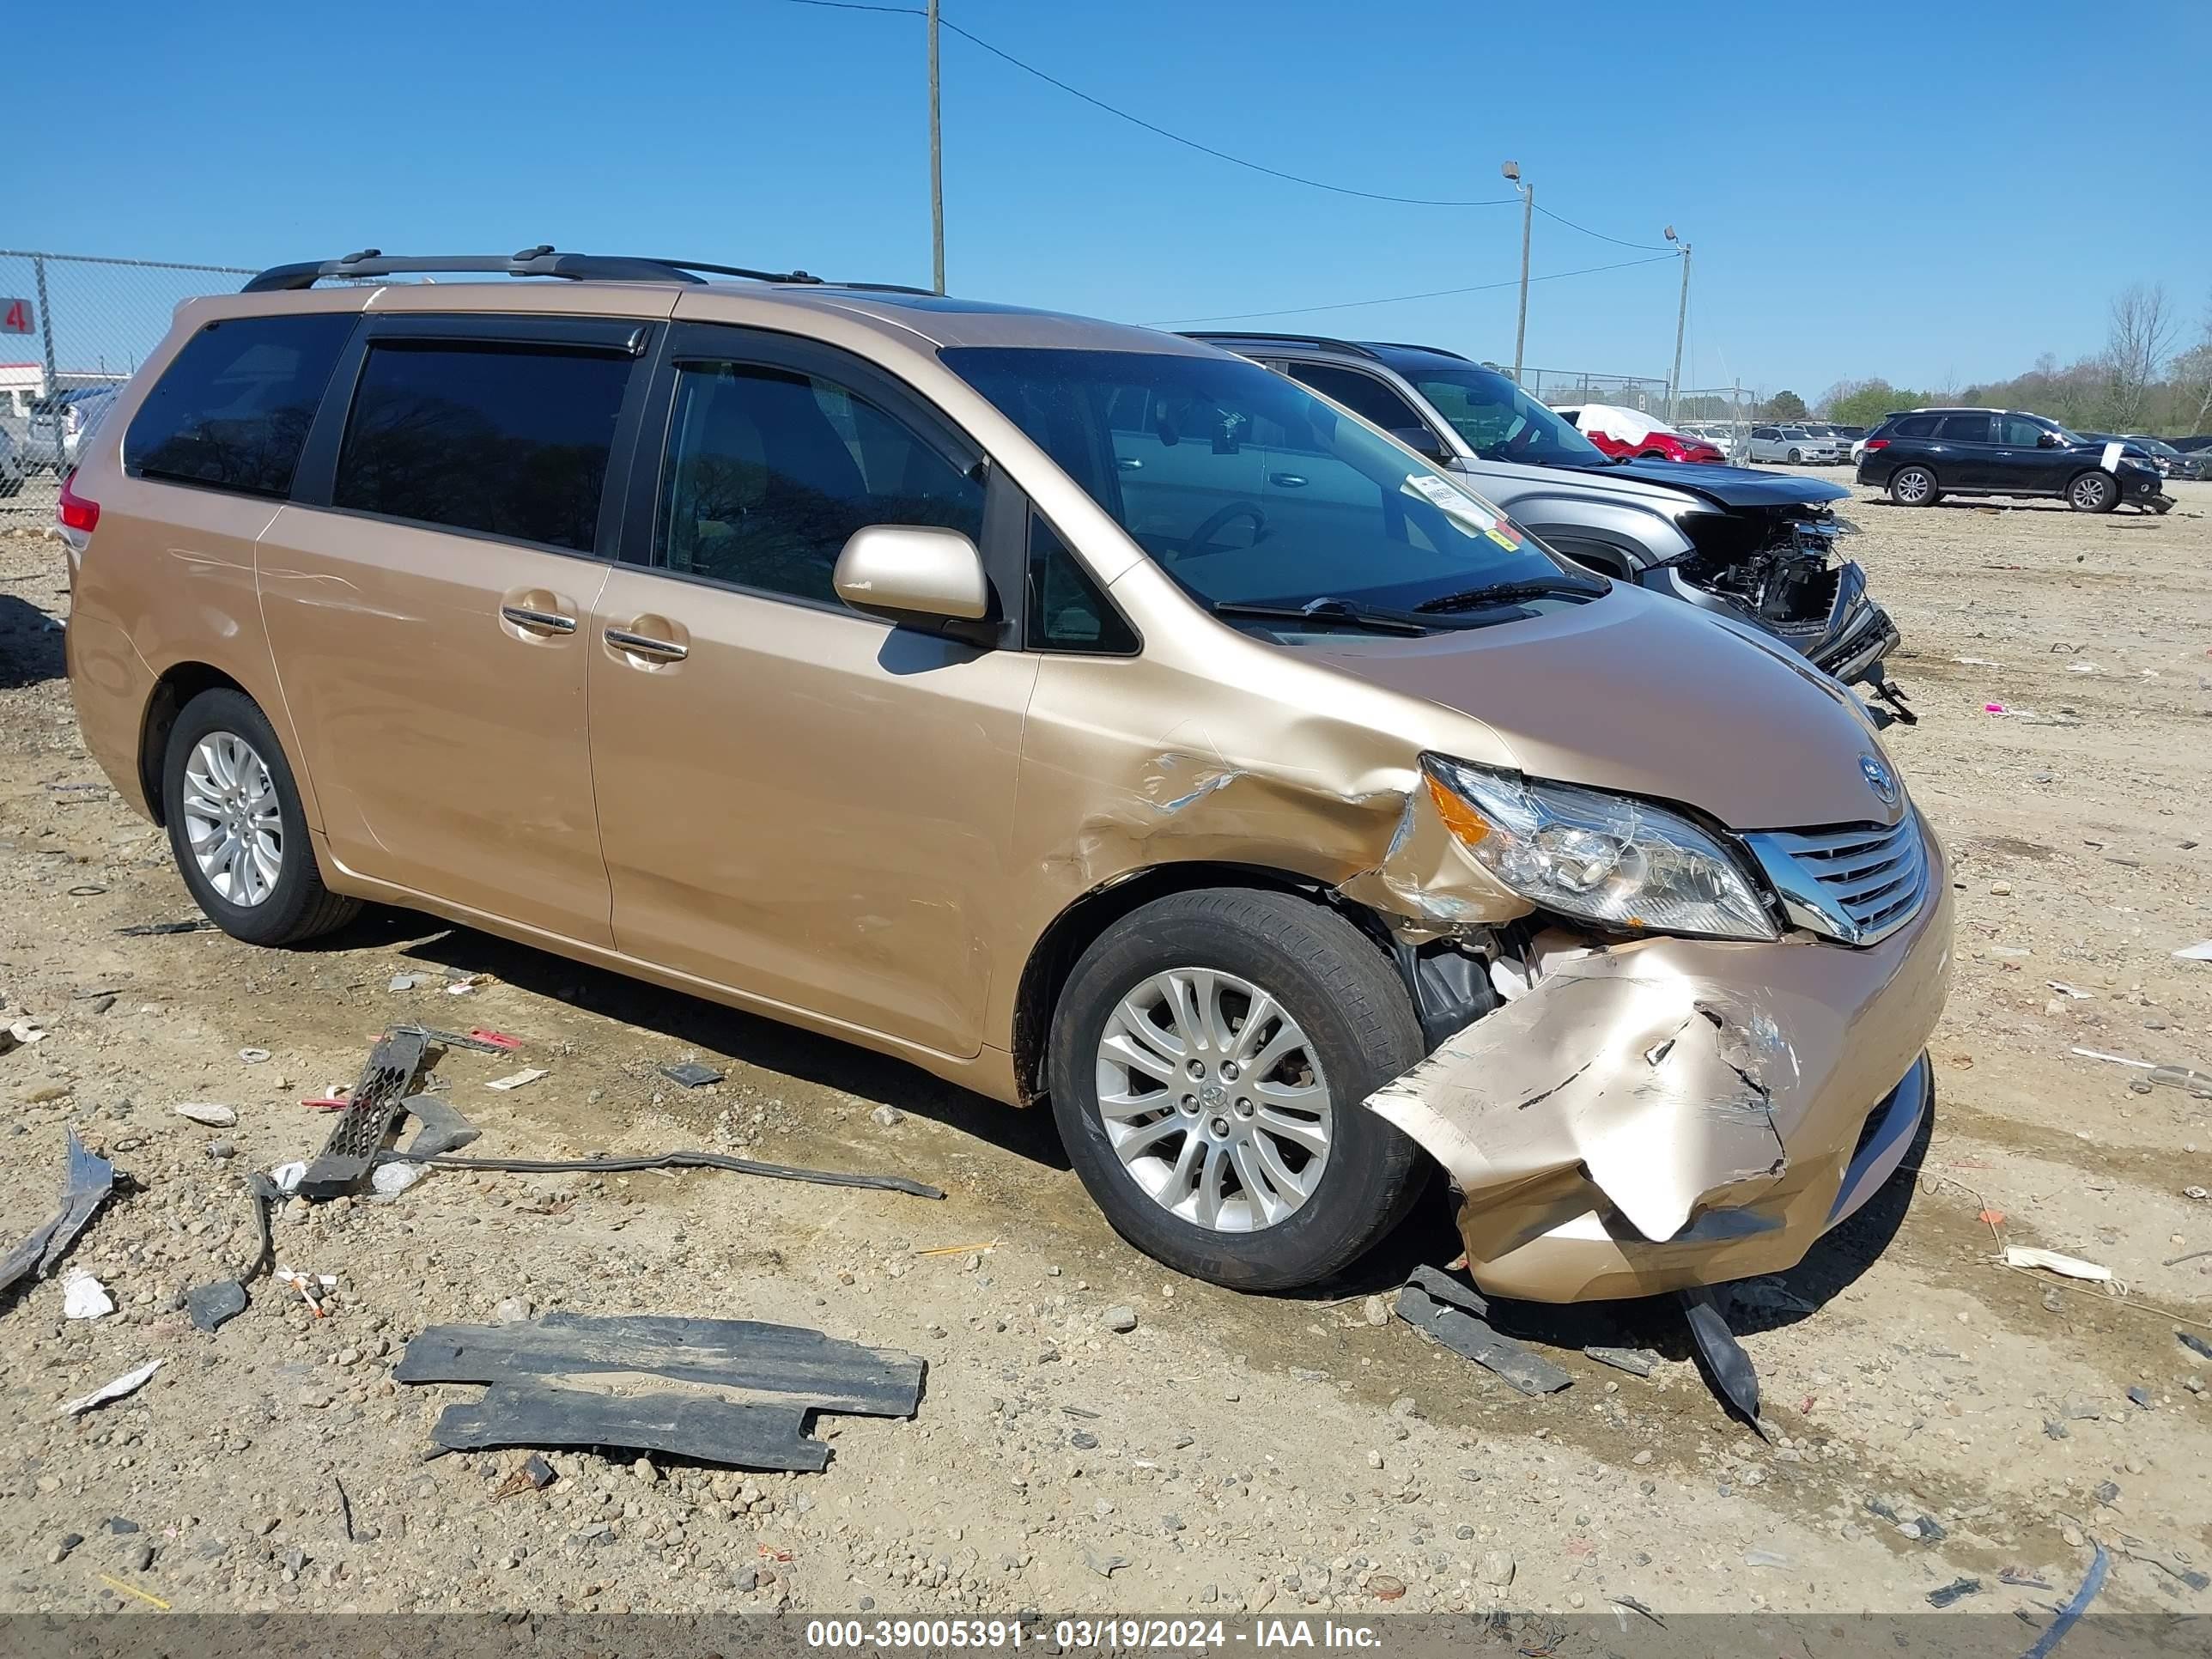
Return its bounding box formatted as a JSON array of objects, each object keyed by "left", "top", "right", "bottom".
[
  {"left": 1857, "top": 407, "right": 2173, "bottom": 514},
  {"left": 1192, "top": 333, "right": 1907, "bottom": 716}
]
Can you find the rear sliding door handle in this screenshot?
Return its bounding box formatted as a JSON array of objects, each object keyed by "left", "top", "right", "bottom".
[
  {"left": 605, "top": 626, "right": 688, "bottom": 662},
  {"left": 501, "top": 605, "right": 577, "bottom": 635}
]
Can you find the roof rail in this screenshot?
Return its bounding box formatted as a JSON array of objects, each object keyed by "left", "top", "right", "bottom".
[
  {"left": 241, "top": 245, "right": 828, "bottom": 294},
  {"left": 1179, "top": 331, "right": 1383, "bottom": 361},
  {"left": 1358, "top": 340, "right": 1473, "bottom": 362}
]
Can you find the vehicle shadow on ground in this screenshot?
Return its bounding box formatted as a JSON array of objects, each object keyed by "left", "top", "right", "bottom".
[
  {"left": 333, "top": 908, "right": 1073, "bottom": 1172},
  {"left": 0, "top": 594, "right": 64, "bottom": 689}
]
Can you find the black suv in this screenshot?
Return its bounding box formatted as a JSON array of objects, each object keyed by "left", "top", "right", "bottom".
[{"left": 1857, "top": 407, "right": 2172, "bottom": 514}]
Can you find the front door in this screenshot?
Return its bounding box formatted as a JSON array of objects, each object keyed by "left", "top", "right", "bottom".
[
  {"left": 1990, "top": 413, "right": 2068, "bottom": 492},
  {"left": 258, "top": 313, "right": 657, "bottom": 945},
  {"left": 586, "top": 323, "right": 1036, "bottom": 1058}
]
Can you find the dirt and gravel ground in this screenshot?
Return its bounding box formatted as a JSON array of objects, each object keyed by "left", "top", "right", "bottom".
[{"left": 1, "top": 475, "right": 2209, "bottom": 1621}]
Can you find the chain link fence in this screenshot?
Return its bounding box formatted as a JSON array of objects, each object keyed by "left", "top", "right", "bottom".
[
  {"left": 1515, "top": 368, "right": 1670, "bottom": 413},
  {"left": 1, "top": 251, "right": 255, "bottom": 520}
]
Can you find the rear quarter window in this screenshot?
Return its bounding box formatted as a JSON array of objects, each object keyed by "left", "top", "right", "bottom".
[
  {"left": 127, "top": 313, "right": 356, "bottom": 496},
  {"left": 1891, "top": 415, "right": 1940, "bottom": 438}
]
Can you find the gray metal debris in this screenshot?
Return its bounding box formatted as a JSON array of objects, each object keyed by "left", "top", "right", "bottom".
[
  {"left": 0, "top": 1130, "right": 116, "bottom": 1306},
  {"left": 1395, "top": 1265, "right": 1571, "bottom": 1396}
]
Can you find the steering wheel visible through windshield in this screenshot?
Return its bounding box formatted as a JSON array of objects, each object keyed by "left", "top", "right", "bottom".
[
  {"left": 1395, "top": 364, "right": 1607, "bottom": 465},
  {"left": 943, "top": 347, "right": 1600, "bottom": 628}
]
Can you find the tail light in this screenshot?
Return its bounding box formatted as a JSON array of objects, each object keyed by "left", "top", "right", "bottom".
[
  {"left": 1863, "top": 438, "right": 1888, "bottom": 452},
  {"left": 58, "top": 473, "right": 99, "bottom": 534}
]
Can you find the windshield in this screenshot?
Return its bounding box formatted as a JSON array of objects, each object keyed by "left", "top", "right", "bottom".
[
  {"left": 1390, "top": 364, "right": 1607, "bottom": 465},
  {"left": 945, "top": 348, "right": 1599, "bottom": 623}
]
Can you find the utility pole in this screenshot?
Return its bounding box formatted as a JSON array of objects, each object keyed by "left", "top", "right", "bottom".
[
  {"left": 1664, "top": 226, "right": 1690, "bottom": 422},
  {"left": 927, "top": 0, "right": 945, "bottom": 295},
  {"left": 1503, "top": 161, "right": 1530, "bottom": 384},
  {"left": 32, "top": 255, "right": 58, "bottom": 410}
]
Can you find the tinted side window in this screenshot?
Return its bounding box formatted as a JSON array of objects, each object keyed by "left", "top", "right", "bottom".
[
  {"left": 2001, "top": 416, "right": 2048, "bottom": 447},
  {"left": 332, "top": 342, "right": 631, "bottom": 551},
  {"left": 656, "top": 362, "right": 983, "bottom": 605},
  {"left": 128, "top": 313, "right": 355, "bottom": 496},
  {"left": 1892, "top": 415, "right": 1940, "bottom": 438},
  {"left": 1288, "top": 364, "right": 1427, "bottom": 436},
  {"left": 1028, "top": 514, "right": 1137, "bottom": 653},
  {"left": 1936, "top": 414, "right": 1992, "bottom": 444}
]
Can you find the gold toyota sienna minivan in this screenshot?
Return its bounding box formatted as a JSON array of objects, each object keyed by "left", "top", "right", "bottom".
[{"left": 62, "top": 248, "right": 1952, "bottom": 1299}]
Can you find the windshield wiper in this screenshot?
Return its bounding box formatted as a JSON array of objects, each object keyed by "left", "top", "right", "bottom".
[
  {"left": 1414, "top": 577, "right": 1606, "bottom": 615},
  {"left": 1208, "top": 598, "right": 1437, "bottom": 636}
]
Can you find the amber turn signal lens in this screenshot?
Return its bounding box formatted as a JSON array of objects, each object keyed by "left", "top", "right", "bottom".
[{"left": 1425, "top": 772, "right": 1490, "bottom": 846}]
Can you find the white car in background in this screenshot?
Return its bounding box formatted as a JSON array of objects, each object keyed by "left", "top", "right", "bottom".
[
  {"left": 1747, "top": 424, "right": 1843, "bottom": 465},
  {"left": 0, "top": 423, "right": 26, "bottom": 495}
]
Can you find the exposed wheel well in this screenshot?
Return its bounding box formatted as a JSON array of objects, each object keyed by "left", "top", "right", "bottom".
[
  {"left": 139, "top": 664, "right": 247, "bottom": 826},
  {"left": 1012, "top": 863, "right": 1376, "bottom": 1106}
]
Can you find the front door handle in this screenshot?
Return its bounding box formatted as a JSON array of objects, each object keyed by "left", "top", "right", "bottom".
[
  {"left": 501, "top": 605, "right": 577, "bottom": 635},
  {"left": 1269, "top": 471, "right": 1309, "bottom": 488},
  {"left": 605, "top": 626, "right": 688, "bottom": 663}
]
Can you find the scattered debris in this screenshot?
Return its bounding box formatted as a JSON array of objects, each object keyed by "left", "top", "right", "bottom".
[
  {"left": 2003, "top": 1245, "right": 2113, "bottom": 1283},
  {"left": 376, "top": 1145, "right": 946, "bottom": 1200},
  {"left": 2172, "top": 941, "right": 2212, "bottom": 963},
  {"left": 1607, "top": 1595, "right": 1663, "bottom": 1628},
  {"left": 388, "top": 974, "right": 422, "bottom": 992},
  {"left": 2, "top": 1017, "right": 47, "bottom": 1052},
  {"left": 237, "top": 1047, "right": 270, "bottom": 1064},
  {"left": 114, "top": 918, "right": 216, "bottom": 936},
  {"left": 1680, "top": 1285, "right": 1765, "bottom": 1434},
  {"left": 484, "top": 1066, "right": 549, "bottom": 1092},
  {"left": 398, "top": 1095, "right": 480, "bottom": 1159},
  {"left": 2126, "top": 1385, "right": 2153, "bottom": 1409},
  {"left": 185, "top": 1279, "right": 248, "bottom": 1333},
  {"left": 2116, "top": 1533, "right": 2210, "bottom": 1592},
  {"left": 465, "top": 1029, "right": 523, "bottom": 1051},
  {"left": 392, "top": 1023, "right": 520, "bottom": 1055},
  {"left": 61, "top": 1267, "right": 112, "bottom": 1320},
  {"left": 1741, "top": 1549, "right": 1790, "bottom": 1571},
  {"left": 2179, "top": 1330, "right": 2212, "bottom": 1363},
  {"left": 296, "top": 1027, "right": 429, "bottom": 1199},
  {"left": 95, "top": 1572, "right": 171, "bottom": 1611},
  {"left": 2069, "top": 1046, "right": 2212, "bottom": 1093},
  {"left": 1084, "top": 1548, "right": 1131, "bottom": 1579},
  {"left": 1393, "top": 1265, "right": 1571, "bottom": 1397},
  {"left": 371, "top": 1162, "right": 426, "bottom": 1196},
  {"left": 1584, "top": 1346, "right": 1661, "bottom": 1378},
  {"left": 0, "top": 1130, "right": 117, "bottom": 1305},
  {"left": 490, "top": 1452, "right": 559, "bottom": 1500},
  {"left": 397, "top": 1313, "right": 926, "bottom": 1471},
  {"left": 2021, "top": 1544, "right": 2109, "bottom": 1659},
  {"left": 2047, "top": 981, "right": 2091, "bottom": 1000},
  {"left": 173, "top": 1102, "right": 237, "bottom": 1127},
  {"left": 276, "top": 1267, "right": 337, "bottom": 1316},
  {"left": 445, "top": 974, "right": 486, "bottom": 996},
  {"left": 1998, "top": 1566, "right": 2051, "bottom": 1589},
  {"left": 1925, "top": 1577, "right": 1980, "bottom": 1607},
  {"left": 334, "top": 1476, "right": 355, "bottom": 1541},
  {"left": 57, "top": 1358, "right": 163, "bottom": 1417},
  {"left": 659, "top": 1061, "right": 726, "bottom": 1089}
]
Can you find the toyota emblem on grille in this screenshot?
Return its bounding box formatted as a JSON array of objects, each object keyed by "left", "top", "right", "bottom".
[{"left": 1860, "top": 753, "right": 1899, "bottom": 806}]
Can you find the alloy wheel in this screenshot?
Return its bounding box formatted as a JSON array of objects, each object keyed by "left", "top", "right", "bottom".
[
  {"left": 181, "top": 731, "right": 283, "bottom": 906},
  {"left": 1092, "top": 967, "right": 1333, "bottom": 1233}
]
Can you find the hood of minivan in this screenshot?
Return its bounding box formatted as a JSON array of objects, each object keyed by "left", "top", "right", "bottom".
[
  {"left": 1300, "top": 583, "right": 1899, "bottom": 832},
  {"left": 1597, "top": 459, "right": 1851, "bottom": 509}
]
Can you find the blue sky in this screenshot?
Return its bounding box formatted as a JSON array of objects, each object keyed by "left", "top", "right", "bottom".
[{"left": 15, "top": 0, "right": 2209, "bottom": 397}]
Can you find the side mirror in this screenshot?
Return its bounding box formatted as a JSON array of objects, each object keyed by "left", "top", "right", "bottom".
[
  {"left": 1389, "top": 426, "right": 1452, "bottom": 464},
  {"left": 834, "top": 526, "right": 992, "bottom": 630},
  {"left": 2038, "top": 431, "right": 2062, "bottom": 448}
]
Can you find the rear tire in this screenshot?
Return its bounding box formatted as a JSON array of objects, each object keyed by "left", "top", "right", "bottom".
[
  {"left": 1887, "top": 465, "right": 1940, "bottom": 507},
  {"left": 1047, "top": 889, "right": 1428, "bottom": 1291},
  {"left": 2067, "top": 470, "right": 2118, "bottom": 513},
  {"left": 161, "top": 688, "right": 360, "bottom": 946}
]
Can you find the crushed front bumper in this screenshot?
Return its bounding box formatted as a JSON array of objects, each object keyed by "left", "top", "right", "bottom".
[{"left": 1365, "top": 818, "right": 1954, "bottom": 1302}]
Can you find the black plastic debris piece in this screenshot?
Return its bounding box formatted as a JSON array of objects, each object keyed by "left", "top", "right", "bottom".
[
  {"left": 1680, "top": 1285, "right": 1765, "bottom": 1434},
  {"left": 1908, "top": 1515, "right": 1948, "bottom": 1544},
  {"left": 2127, "top": 1384, "right": 2153, "bottom": 1409},
  {"left": 1608, "top": 1595, "right": 1664, "bottom": 1628},
  {"left": 2179, "top": 1329, "right": 2212, "bottom": 1363},
  {"left": 185, "top": 1280, "right": 249, "bottom": 1333},
  {"left": 115, "top": 918, "right": 217, "bottom": 936},
  {"left": 376, "top": 1145, "right": 945, "bottom": 1200},
  {"left": 333, "top": 1477, "right": 356, "bottom": 1542},
  {"left": 397, "top": 1313, "right": 925, "bottom": 1472},
  {"left": 398, "top": 1095, "right": 481, "bottom": 1160},
  {"left": 522, "top": 1452, "right": 556, "bottom": 1490},
  {"left": 1925, "top": 1577, "right": 1980, "bottom": 1608},
  {"left": 297, "top": 1027, "right": 428, "bottom": 1199},
  {"left": 0, "top": 1130, "right": 116, "bottom": 1305},
  {"left": 2022, "top": 1545, "right": 2108, "bottom": 1659},
  {"left": 2119, "top": 1534, "right": 2211, "bottom": 1592},
  {"left": 659, "top": 1062, "right": 726, "bottom": 1089},
  {"left": 1864, "top": 1496, "right": 1900, "bottom": 1523},
  {"left": 1585, "top": 1346, "right": 1662, "bottom": 1378},
  {"left": 391, "top": 1023, "right": 515, "bottom": 1056},
  {"left": 1395, "top": 1265, "right": 1571, "bottom": 1397}
]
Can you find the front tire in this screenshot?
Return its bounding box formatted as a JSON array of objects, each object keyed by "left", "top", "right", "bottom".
[
  {"left": 1048, "top": 889, "right": 1427, "bottom": 1291},
  {"left": 161, "top": 688, "right": 360, "bottom": 945},
  {"left": 2068, "top": 471, "right": 2118, "bottom": 513},
  {"left": 1888, "top": 465, "right": 1940, "bottom": 507}
]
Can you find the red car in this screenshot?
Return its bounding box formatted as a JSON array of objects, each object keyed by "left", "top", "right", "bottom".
[{"left": 1553, "top": 402, "right": 1724, "bottom": 465}]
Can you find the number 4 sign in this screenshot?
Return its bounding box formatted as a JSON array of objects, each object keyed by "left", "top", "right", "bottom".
[{"left": 0, "top": 297, "right": 33, "bottom": 335}]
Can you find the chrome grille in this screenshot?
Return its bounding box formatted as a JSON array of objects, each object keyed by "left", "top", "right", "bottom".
[{"left": 1744, "top": 813, "right": 1928, "bottom": 946}]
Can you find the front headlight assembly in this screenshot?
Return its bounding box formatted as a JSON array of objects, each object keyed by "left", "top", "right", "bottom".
[{"left": 1423, "top": 756, "right": 1778, "bottom": 940}]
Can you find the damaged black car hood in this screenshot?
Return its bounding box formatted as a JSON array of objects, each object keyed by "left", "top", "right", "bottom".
[{"left": 1591, "top": 459, "right": 1851, "bottom": 510}]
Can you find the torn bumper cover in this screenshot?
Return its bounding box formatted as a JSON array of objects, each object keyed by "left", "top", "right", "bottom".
[{"left": 1366, "top": 830, "right": 1953, "bottom": 1302}]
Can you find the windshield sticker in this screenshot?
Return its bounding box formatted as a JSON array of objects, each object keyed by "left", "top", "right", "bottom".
[{"left": 1401, "top": 472, "right": 1522, "bottom": 546}]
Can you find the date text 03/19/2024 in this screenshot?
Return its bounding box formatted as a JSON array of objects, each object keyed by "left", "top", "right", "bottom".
[{"left": 803, "top": 1620, "right": 1386, "bottom": 1651}]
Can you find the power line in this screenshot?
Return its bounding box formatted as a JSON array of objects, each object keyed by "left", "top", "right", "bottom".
[
  {"left": 772, "top": 0, "right": 1517, "bottom": 208},
  {"left": 1534, "top": 203, "right": 1674, "bottom": 253},
  {"left": 1154, "top": 253, "right": 1680, "bottom": 327}
]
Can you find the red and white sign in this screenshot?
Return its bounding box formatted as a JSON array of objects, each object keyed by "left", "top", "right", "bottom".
[{"left": 1, "top": 298, "right": 33, "bottom": 335}]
